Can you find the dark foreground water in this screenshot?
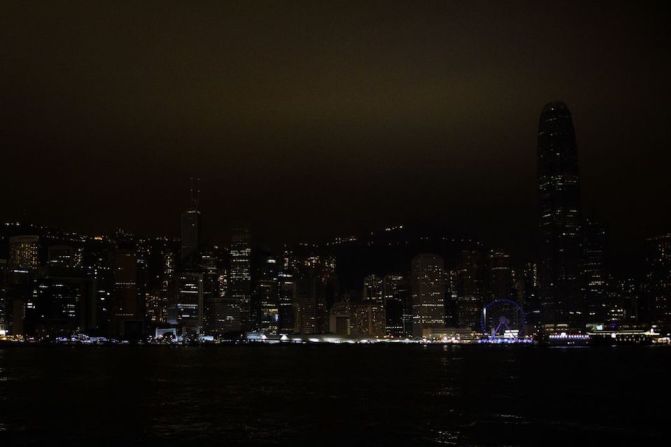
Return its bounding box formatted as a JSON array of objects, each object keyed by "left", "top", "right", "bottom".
[{"left": 1, "top": 345, "right": 669, "bottom": 446}]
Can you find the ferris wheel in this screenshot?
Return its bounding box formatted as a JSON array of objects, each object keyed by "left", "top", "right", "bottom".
[{"left": 481, "top": 299, "right": 526, "bottom": 337}]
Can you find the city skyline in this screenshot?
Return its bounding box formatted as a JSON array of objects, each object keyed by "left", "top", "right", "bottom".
[{"left": 2, "top": 3, "right": 671, "bottom": 445}]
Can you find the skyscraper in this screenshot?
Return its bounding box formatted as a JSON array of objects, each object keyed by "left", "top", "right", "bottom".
[
  {"left": 644, "top": 234, "right": 671, "bottom": 330},
  {"left": 453, "top": 249, "right": 484, "bottom": 329},
  {"left": 200, "top": 246, "right": 221, "bottom": 334},
  {"left": 82, "top": 236, "right": 114, "bottom": 335},
  {"left": 254, "top": 255, "right": 280, "bottom": 335},
  {"left": 277, "top": 246, "right": 297, "bottom": 333},
  {"left": 537, "top": 102, "right": 583, "bottom": 328},
  {"left": 515, "top": 262, "right": 539, "bottom": 324},
  {"left": 581, "top": 219, "right": 608, "bottom": 324},
  {"left": 111, "top": 246, "right": 143, "bottom": 338},
  {"left": 26, "top": 273, "right": 95, "bottom": 337},
  {"left": 180, "top": 180, "right": 201, "bottom": 266},
  {"left": 294, "top": 254, "right": 334, "bottom": 335},
  {"left": 278, "top": 271, "right": 296, "bottom": 333},
  {"left": 382, "top": 274, "right": 410, "bottom": 337},
  {"left": 411, "top": 254, "right": 446, "bottom": 338},
  {"left": 488, "top": 249, "right": 513, "bottom": 301},
  {"left": 355, "top": 274, "right": 385, "bottom": 338},
  {"left": 143, "top": 238, "right": 175, "bottom": 327},
  {"left": 229, "top": 228, "right": 251, "bottom": 332},
  {"left": 9, "top": 235, "right": 40, "bottom": 270},
  {"left": 171, "top": 271, "right": 204, "bottom": 334},
  {"left": 180, "top": 210, "right": 200, "bottom": 265},
  {"left": 47, "top": 244, "right": 81, "bottom": 270}
]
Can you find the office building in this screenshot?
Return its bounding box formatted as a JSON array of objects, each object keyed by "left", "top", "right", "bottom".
[
  {"left": 537, "top": 102, "right": 583, "bottom": 328},
  {"left": 411, "top": 254, "right": 446, "bottom": 337}
]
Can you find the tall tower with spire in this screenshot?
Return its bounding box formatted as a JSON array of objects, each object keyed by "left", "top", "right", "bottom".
[
  {"left": 537, "top": 102, "right": 583, "bottom": 328},
  {"left": 180, "top": 178, "right": 201, "bottom": 267}
]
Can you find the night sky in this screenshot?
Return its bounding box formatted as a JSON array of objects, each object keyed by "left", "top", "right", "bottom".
[{"left": 2, "top": 1, "right": 670, "bottom": 259}]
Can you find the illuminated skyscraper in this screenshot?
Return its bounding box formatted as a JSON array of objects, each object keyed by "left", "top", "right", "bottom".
[
  {"left": 47, "top": 244, "right": 81, "bottom": 270},
  {"left": 277, "top": 271, "right": 296, "bottom": 333},
  {"left": 254, "top": 255, "right": 279, "bottom": 335},
  {"left": 200, "top": 246, "right": 225, "bottom": 334},
  {"left": 581, "top": 219, "right": 608, "bottom": 324},
  {"left": 644, "top": 234, "right": 671, "bottom": 329},
  {"left": 229, "top": 228, "right": 251, "bottom": 332},
  {"left": 537, "top": 102, "right": 583, "bottom": 328},
  {"left": 606, "top": 277, "right": 639, "bottom": 326},
  {"left": 170, "top": 271, "right": 204, "bottom": 334},
  {"left": 9, "top": 235, "right": 40, "bottom": 270},
  {"left": 143, "top": 238, "right": 175, "bottom": 327},
  {"left": 81, "top": 236, "right": 114, "bottom": 335},
  {"left": 411, "top": 254, "right": 445, "bottom": 337},
  {"left": 277, "top": 247, "right": 297, "bottom": 333},
  {"left": 353, "top": 274, "right": 385, "bottom": 338}
]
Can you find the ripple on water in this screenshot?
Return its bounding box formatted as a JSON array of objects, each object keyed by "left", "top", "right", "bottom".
[
  {"left": 433, "top": 429, "right": 461, "bottom": 445},
  {"left": 493, "top": 413, "right": 530, "bottom": 425},
  {"left": 435, "top": 386, "right": 460, "bottom": 397}
]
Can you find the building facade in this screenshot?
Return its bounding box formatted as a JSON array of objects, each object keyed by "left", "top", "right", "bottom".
[{"left": 411, "top": 254, "right": 446, "bottom": 337}]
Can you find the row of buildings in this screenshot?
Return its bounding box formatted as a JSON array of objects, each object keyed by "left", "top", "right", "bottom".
[
  {"left": 1, "top": 218, "right": 668, "bottom": 340},
  {"left": 1, "top": 102, "right": 670, "bottom": 339}
]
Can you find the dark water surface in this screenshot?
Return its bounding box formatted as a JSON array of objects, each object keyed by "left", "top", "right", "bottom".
[{"left": 1, "top": 345, "right": 669, "bottom": 446}]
